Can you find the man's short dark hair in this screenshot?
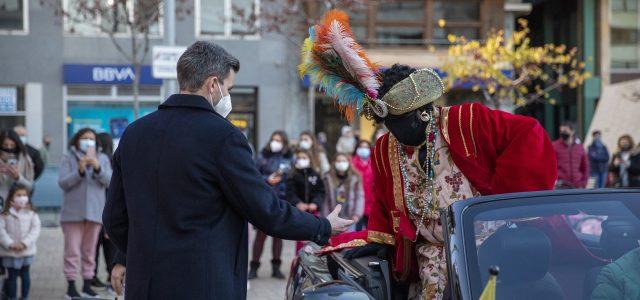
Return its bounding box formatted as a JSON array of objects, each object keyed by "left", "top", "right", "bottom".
[
  {"left": 177, "top": 41, "right": 240, "bottom": 92},
  {"left": 592, "top": 130, "right": 601, "bottom": 137}
]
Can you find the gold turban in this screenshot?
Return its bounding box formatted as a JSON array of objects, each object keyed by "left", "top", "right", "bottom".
[{"left": 380, "top": 68, "right": 445, "bottom": 116}]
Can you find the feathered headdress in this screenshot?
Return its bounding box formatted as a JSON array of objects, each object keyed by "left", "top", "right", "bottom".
[{"left": 298, "top": 10, "right": 388, "bottom": 121}]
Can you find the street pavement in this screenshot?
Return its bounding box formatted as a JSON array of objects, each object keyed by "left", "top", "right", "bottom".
[{"left": 27, "top": 221, "right": 293, "bottom": 300}]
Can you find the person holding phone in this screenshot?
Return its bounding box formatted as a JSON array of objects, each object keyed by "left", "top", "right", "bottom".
[
  {"left": 0, "top": 130, "right": 34, "bottom": 202},
  {"left": 248, "top": 130, "right": 293, "bottom": 280},
  {"left": 58, "top": 128, "right": 112, "bottom": 298}
]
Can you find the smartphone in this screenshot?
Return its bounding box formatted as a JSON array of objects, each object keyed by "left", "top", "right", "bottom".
[
  {"left": 86, "top": 146, "right": 97, "bottom": 159},
  {"left": 277, "top": 163, "right": 291, "bottom": 175},
  {"left": 7, "top": 158, "right": 17, "bottom": 166}
]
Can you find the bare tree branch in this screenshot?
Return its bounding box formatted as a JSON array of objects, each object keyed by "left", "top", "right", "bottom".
[
  {"left": 107, "top": 31, "right": 135, "bottom": 62},
  {"left": 40, "top": 0, "right": 180, "bottom": 119}
]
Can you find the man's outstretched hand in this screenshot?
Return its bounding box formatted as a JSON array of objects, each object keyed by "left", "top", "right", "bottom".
[{"left": 327, "top": 204, "right": 356, "bottom": 235}]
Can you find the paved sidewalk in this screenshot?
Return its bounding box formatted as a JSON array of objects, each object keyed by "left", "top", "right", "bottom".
[
  {"left": 247, "top": 233, "right": 296, "bottom": 300},
  {"left": 27, "top": 225, "right": 293, "bottom": 300}
]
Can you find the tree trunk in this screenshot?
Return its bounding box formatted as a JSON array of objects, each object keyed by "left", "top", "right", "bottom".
[{"left": 133, "top": 63, "right": 141, "bottom": 119}]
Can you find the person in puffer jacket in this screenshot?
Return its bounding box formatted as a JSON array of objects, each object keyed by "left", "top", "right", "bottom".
[
  {"left": 590, "top": 247, "right": 640, "bottom": 299},
  {"left": 0, "top": 184, "right": 41, "bottom": 300}
]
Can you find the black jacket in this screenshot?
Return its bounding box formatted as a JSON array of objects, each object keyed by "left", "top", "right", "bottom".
[
  {"left": 103, "top": 94, "right": 331, "bottom": 300},
  {"left": 286, "top": 168, "right": 326, "bottom": 209}
]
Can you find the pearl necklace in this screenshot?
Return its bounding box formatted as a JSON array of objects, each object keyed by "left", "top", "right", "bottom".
[{"left": 397, "top": 111, "right": 438, "bottom": 235}]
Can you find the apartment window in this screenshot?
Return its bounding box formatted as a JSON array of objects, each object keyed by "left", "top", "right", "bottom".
[
  {"left": 0, "top": 0, "right": 27, "bottom": 33},
  {"left": 610, "top": 0, "right": 640, "bottom": 69},
  {"left": 64, "top": 0, "right": 162, "bottom": 37},
  {"left": 352, "top": 0, "right": 487, "bottom": 46},
  {"left": 199, "top": 0, "right": 259, "bottom": 37}
]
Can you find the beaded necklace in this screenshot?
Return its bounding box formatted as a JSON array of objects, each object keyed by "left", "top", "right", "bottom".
[{"left": 397, "top": 110, "right": 438, "bottom": 235}]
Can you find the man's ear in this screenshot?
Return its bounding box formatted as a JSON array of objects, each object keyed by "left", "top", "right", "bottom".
[{"left": 205, "top": 76, "right": 218, "bottom": 90}]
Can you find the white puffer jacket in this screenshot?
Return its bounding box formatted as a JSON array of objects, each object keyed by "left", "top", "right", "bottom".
[{"left": 0, "top": 208, "right": 41, "bottom": 258}]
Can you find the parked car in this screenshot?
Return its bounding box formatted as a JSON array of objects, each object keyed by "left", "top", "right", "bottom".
[{"left": 286, "top": 189, "right": 640, "bottom": 300}]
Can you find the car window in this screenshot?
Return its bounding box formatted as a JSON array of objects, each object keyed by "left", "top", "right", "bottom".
[{"left": 465, "top": 196, "right": 640, "bottom": 300}]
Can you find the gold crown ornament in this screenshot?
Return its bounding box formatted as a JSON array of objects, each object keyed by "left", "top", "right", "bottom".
[{"left": 378, "top": 68, "right": 445, "bottom": 116}]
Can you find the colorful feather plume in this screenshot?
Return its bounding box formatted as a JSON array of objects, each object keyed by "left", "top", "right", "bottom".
[{"left": 298, "top": 9, "right": 380, "bottom": 121}]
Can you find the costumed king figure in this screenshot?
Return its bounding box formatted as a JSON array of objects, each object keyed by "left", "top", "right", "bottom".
[
  {"left": 345, "top": 64, "right": 558, "bottom": 299},
  {"left": 298, "top": 10, "right": 558, "bottom": 300}
]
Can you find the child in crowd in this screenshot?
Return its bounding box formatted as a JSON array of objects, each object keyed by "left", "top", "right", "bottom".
[
  {"left": 286, "top": 150, "right": 325, "bottom": 252},
  {"left": 322, "top": 153, "right": 364, "bottom": 232},
  {"left": 0, "top": 184, "right": 41, "bottom": 300}
]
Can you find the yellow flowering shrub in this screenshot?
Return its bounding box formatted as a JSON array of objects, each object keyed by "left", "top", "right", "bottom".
[{"left": 441, "top": 18, "right": 591, "bottom": 108}]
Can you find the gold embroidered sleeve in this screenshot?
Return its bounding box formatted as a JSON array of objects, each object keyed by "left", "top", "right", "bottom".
[{"left": 367, "top": 230, "right": 396, "bottom": 246}]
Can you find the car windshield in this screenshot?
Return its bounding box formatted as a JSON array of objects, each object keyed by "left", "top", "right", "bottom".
[{"left": 463, "top": 192, "right": 640, "bottom": 300}]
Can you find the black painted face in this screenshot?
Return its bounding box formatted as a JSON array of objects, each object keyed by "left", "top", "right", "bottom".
[{"left": 384, "top": 110, "right": 427, "bottom": 146}]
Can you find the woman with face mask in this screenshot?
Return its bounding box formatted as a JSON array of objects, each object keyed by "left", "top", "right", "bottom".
[
  {"left": 298, "top": 131, "right": 330, "bottom": 175},
  {"left": 0, "top": 130, "right": 34, "bottom": 202},
  {"left": 321, "top": 153, "right": 364, "bottom": 233},
  {"left": 286, "top": 150, "right": 326, "bottom": 252},
  {"left": 609, "top": 135, "right": 639, "bottom": 187},
  {"left": 57, "top": 128, "right": 112, "bottom": 298},
  {"left": 351, "top": 141, "right": 374, "bottom": 230},
  {"left": 248, "top": 131, "right": 292, "bottom": 280}
]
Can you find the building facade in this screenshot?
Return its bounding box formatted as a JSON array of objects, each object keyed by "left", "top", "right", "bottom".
[
  {"left": 1, "top": 0, "right": 637, "bottom": 164},
  {"left": 0, "top": 0, "right": 309, "bottom": 165}
]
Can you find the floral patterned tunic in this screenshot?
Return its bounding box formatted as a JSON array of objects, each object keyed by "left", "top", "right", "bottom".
[{"left": 404, "top": 132, "right": 480, "bottom": 300}]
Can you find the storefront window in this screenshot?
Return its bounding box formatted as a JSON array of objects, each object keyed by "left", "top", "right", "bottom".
[
  {"left": 0, "top": 0, "right": 26, "bottom": 32},
  {"left": 66, "top": 101, "right": 159, "bottom": 145},
  {"left": 226, "top": 87, "right": 257, "bottom": 150},
  {"left": 199, "top": 0, "right": 259, "bottom": 37},
  {"left": 116, "top": 85, "right": 162, "bottom": 97},
  {"left": 0, "top": 86, "right": 25, "bottom": 129},
  {"left": 610, "top": 0, "right": 640, "bottom": 69}
]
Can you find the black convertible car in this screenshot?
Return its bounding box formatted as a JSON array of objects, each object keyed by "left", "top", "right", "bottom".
[{"left": 286, "top": 189, "right": 640, "bottom": 300}]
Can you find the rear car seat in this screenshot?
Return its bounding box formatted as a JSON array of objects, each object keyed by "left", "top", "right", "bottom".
[{"left": 478, "top": 226, "right": 565, "bottom": 300}]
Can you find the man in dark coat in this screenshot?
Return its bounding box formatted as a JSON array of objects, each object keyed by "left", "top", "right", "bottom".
[{"left": 103, "top": 41, "right": 353, "bottom": 300}]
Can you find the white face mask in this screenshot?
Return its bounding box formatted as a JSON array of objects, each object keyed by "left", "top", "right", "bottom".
[
  {"left": 79, "top": 139, "right": 96, "bottom": 152},
  {"left": 335, "top": 161, "right": 350, "bottom": 172},
  {"left": 296, "top": 158, "right": 311, "bottom": 169},
  {"left": 270, "top": 140, "right": 283, "bottom": 153},
  {"left": 14, "top": 195, "right": 28, "bottom": 208},
  {"left": 211, "top": 80, "right": 232, "bottom": 118},
  {"left": 299, "top": 140, "right": 312, "bottom": 150},
  {"left": 19, "top": 136, "right": 27, "bottom": 145},
  {"left": 356, "top": 147, "right": 371, "bottom": 159}
]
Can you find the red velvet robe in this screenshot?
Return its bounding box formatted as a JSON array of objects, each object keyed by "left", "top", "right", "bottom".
[{"left": 340, "top": 103, "right": 558, "bottom": 282}]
